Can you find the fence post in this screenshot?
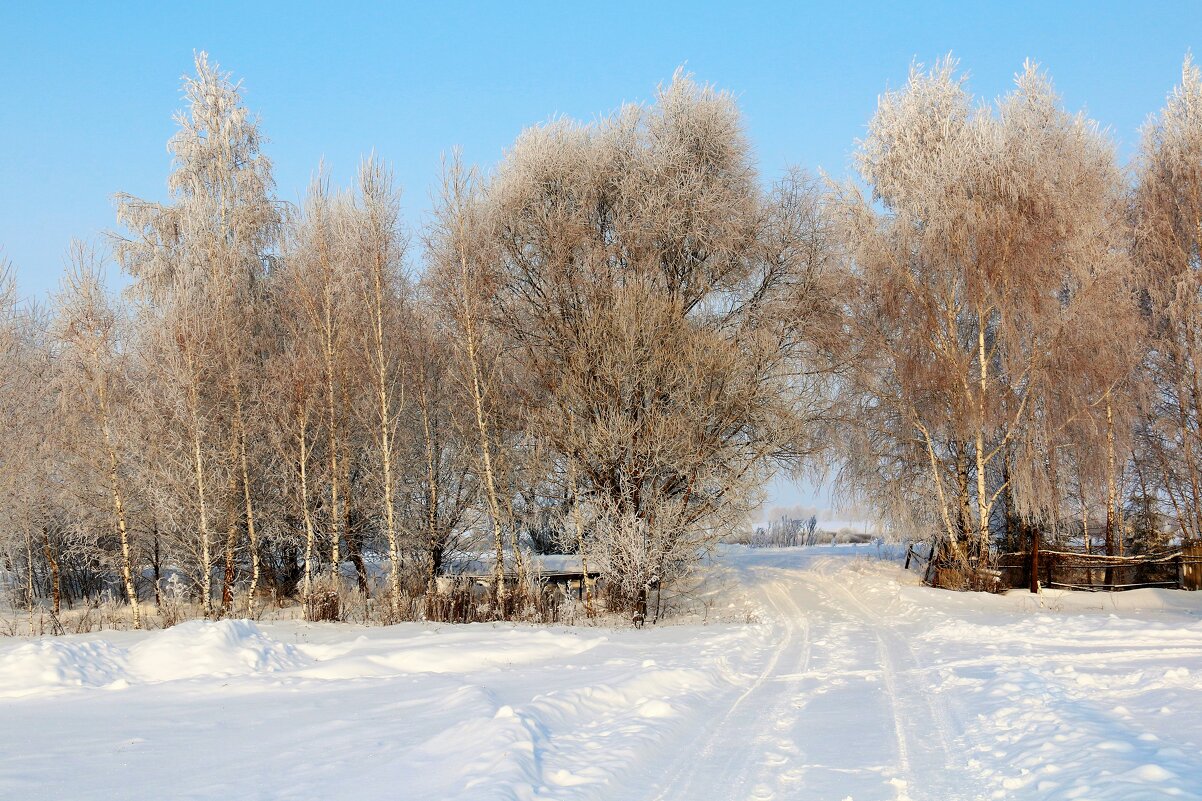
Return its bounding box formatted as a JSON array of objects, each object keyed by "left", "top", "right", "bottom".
[{"left": 1029, "top": 525, "right": 1040, "bottom": 594}]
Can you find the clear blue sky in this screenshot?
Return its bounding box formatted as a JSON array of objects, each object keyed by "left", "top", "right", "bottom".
[{"left": 2, "top": 1, "right": 1197, "bottom": 518}]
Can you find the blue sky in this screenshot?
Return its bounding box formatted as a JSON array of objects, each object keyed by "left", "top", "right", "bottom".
[{"left": 1, "top": 1, "right": 1198, "bottom": 518}]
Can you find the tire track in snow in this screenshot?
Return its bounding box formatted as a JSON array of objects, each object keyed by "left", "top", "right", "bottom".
[
  {"left": 824, "top": 574, "right": 983, "bottom": 801},
  {"left": 644, "top": 575, "right": 805, "bottom": 801}
]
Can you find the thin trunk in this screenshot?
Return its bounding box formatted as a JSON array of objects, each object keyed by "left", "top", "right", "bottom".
[
  {"left": 569, "top": 460, "right": 594, "bottom": 616},
  {"left": 343, "top": 508, "right": 371, "bottom": 595},
  {"left": 325, "top": 296, "right": 343, "bottom": 577},
  {"left": 232, "top": 392, "right": 260, "bottom": 614},
  {"left": 461, "top": 263, "right": 508, "bottom": 612},
  {"left": 1029, "top": 520, "right": 1040, "bottom": 594},
  {"left": 956, "top": 444, "right": 972, "bottom": 547},
  {"left": 370, "top": 263, "right": 401, "bottom": 617},
  {"left": 152, "top": 525, "right": 162, "bottom": 607},
  {"left": 1079, "top": 474, "right": 1091, "bottom": 581},
  {"left": 298, "top": 414, "right": 316, "bottom": 601},
  {"left": 42, "top": 528, "right": 61, "bottom": 615},
  {"left": 184, "top": 361, "right": 213, "bottom": 616},
  {"left": 222, "top": 462, "right": 238, "bottom": 613},
  {"left": 1177, "top": 378, "right": 1202, "bottom": 540},
  {"left": 1105, "top": 395, "right": 1118, "bottom": 587},
  {"left": 420, "top": 390, "right": 441, "bottom": 586},
  {"left": 975, "top": 309, "right": 990, "bottom": 559},
  {"left": 918, "top": 422, "right": 958, "bottom": 553},
  {"left": 98, "top": 382, "right": 140, "bottom": 629},
  {"left": 25, "top": 526, "right": 35, "bottom": 635}
]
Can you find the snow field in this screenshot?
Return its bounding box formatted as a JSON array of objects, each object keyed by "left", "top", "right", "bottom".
[{"left": 0, "top": 544, "right": 1200, "bottom": 800}]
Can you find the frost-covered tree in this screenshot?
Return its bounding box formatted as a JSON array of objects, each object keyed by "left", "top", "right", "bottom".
[
  {"left": 113, "top": 52, "right": 282, "bottom": 613},
  {"left": 52, "top": 246, "right": 143, "bottom": 626},
  {"left": 1134, "top": 55, "right": 1202, "bottom": 544},
  {"left": 428, "top": 74, "right": 840, "bottom": 614},
  {"left": 838, "top": 59, "right": 1134, "bottom": 584}
]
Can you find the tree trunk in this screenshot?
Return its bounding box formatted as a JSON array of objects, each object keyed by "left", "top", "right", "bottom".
[
  {"left": 420, "top": 392, "right": 441, "bottom": 587},
  {"left": 975, "top": 309, "right": 991, "bottom": 560},
  {"left": 233, "top": 392, "right": 261, "bottom": 614},
  {"left": 344, "top": 508, "right": 371, "bottom": 596},
  {"left": 1105, "top": 395, "right": 1117, "bottom": 588},
  {"left": 569, "top": 459, "right": 594, "bottom": 616},
  {"left": 98, "top": 383, "right": 140, "bottom": 629},
  {"left": 370, "top": 264, "right": 402, "bottom": 618},
  {"left": 187, "top": 373, "right": 213, "bottom": 616},
  {"left": 42, "top": 528, "right": 61, "bottom": 615},
  {"left": 1028, "top": 520, "right": 1040, "bottom": 594},
  {"left": 152, "top": 525, "right": 162, "bottom": 607},
  {"left": 298, "top": 416, "right": 316, "bottom": 602},
  {"left": 24, "top": 527, "right": 35, "bottom": 635},
  {"left": 461, "top": 271, "right": 508, "bottom": 613},
  {"left": 324, "top": 296, "right": 343, "bottom": 577},
  {"left": 222, "top": 466, "right": 239, "bottom": 613}
]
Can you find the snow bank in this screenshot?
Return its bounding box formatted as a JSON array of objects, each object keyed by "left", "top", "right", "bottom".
[
  {"left": 296, "top": 626, "right": 604, "bottom": 679},
  {"left": 0, "top": 620, "right": 306, "bottom": 697},
  {"left": 126, "top": 620, "right": 308, "bottom": 681},
  {"left": 0, "top": 639, "right": 127, "bottom": 697}
]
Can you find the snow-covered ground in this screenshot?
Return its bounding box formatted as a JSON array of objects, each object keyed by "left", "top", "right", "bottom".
[{"left": 2, "top": 545, "right": 1200, "bottom": 800}]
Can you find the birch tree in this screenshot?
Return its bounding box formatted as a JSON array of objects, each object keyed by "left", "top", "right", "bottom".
[
  {"left": 346, "top": 157, "right": 409, "bottom": 615},
  {"left": 428, "top": 156, "right": 518, "bottom": 611},
  {"left": 839, "top": 59, "right": 1131, "bottom": 581},
  {"left": 114, "top": 51, "right": 281, "bottom": 614},
  {"left": 1135, "top": 55, "right": 1202, "bottom": 544},
  {"left": 53, "top": 246, "right": 143, "bottom": 627}
]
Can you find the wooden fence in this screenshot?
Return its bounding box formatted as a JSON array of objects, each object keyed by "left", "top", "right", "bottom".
[
  {"left": 902, "top": 542, "right": 1202, "bottom": 591},
  {"left": 997, "top": 544, "right": 1202, "bottom": 591}
]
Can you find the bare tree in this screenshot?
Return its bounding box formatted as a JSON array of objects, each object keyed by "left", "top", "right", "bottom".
[
  {"left": 114, "top": 52, "right": 281, "bottom": 614},
  {"left": 838, "top": 59, "right": 1133, "bottom": 584},
  {"left": 428, "top": 156, "right": 518, "bottom": 611},
  {"left": 53, "top": 245, "right": 143, "bottom": 626},
  {"left": 345, "top": 157, "right": 409, "bottom": 615},
  {"left": 427, "top": 73, "right": 840, "bottom": 615},
  {"left": 1135, "top": 55, "right": 1202, "bottom": 544}
]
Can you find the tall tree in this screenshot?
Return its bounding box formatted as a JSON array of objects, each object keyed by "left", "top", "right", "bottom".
[
  {"left": 346, "top": 157, "right": 409, "bottom": 615},
  {"left": 1135, "top": 55, "right": 1202, "bottom": 544},
  {"left": 839, "top": 59, "right": 1132, "bottom": 581},
  {"left": 428, "top": 74, "right": 839, "bottom": 613},
  {"left": 53, "top": 246, "right": 143, "bottom": 627},
  {"left": 113, "top": 52, "right": 281, "bottom": 614}
]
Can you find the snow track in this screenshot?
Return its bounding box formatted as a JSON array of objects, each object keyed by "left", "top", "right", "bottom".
[
  {"left": 2, "top": 545, "right": 1200, "bottom": 801},
  {"left": 645, "top": 580, "right": 808, "bottom": 801},
  {"left": 643, "top": 554, "right": 985, "bottom": 801}
]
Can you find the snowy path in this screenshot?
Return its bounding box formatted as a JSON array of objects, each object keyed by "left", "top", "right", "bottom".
[
  {"left": 2, "top": 545, "right": 1201, "bottom": 800},
  {"left": 640, "top": 553, "right": 983, "bottom": 801}
]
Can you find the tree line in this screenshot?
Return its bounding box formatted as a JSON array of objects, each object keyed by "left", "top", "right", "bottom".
[{"left": 1, "top": 53, "right": 1200, "bottom": 627}]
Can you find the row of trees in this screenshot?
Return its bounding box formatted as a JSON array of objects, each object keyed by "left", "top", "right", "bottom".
[
  {"left": 2, "top": 52, "right": 1201, "bottom": 625},
  {"left": 838, "top": 57, "right": 1202, "bottom": 588},
  {"left": 0, "top": 56, "right": 836, "bottom": 626}
]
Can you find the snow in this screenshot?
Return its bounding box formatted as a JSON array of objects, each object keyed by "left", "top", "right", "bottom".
[{"left": 1, "top": 544, "right": 1200, "bottom": 800}]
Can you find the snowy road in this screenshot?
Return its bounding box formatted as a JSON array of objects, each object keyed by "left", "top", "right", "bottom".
[
  {"left": 643, "top": 551, "right": 983, "bottom": 801},
  {"left": 2, "top": 545, "right": 1201, "bottom": 800}
]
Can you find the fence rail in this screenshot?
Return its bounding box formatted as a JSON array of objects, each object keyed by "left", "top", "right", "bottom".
[
  {"left": 996, "top": 543, "right": 1202, "bottom": 591},
  {"left": 901, "top": 542, "right": 1202, "bottom": 591}
]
